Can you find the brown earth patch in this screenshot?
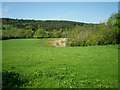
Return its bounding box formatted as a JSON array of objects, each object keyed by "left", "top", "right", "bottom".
[{"left": 48, "top": 38, "right": 67, "bottom": 47}]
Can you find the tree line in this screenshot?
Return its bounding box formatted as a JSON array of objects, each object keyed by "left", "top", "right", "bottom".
[
  {"left": 1, "top": 13, "right": 119, "bottom": 46},
  {"left": 1, "top": 18, "right": 97, "bottom": 39}
]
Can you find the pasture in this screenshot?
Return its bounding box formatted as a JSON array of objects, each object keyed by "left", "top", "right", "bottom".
[{"left": 2, "top": 39, "right": 118, "bottom": 88}]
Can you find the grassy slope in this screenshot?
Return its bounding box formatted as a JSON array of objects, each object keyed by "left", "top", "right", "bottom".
[{"left": 2, "top": 39, "right": 118, "bottom": 88}]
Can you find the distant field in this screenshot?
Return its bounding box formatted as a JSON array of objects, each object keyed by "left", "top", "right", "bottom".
[{"left": 2, "top": 39, "right": 118, "bottom": 88}]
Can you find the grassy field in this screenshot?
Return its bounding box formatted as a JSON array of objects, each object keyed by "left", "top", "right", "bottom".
[{"left": 2, "top": 39, "right": 118, "bottom": 88}]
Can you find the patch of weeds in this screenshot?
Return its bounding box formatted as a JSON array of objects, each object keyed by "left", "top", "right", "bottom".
[
  {"left": 33, "top": 70, "right": 44, "bottom": 77},
  {"left": 45, "top": 70, "right": 58, "bottom": 78},
  {"left": 78, "top": 77, "right": 105, "bottom": 88},
  {"left": 45, "top": 68, "right": 76, "bottom": 81},
  {"left": 57, "top": 74, "right": 66, "bottom": 80},
  {"left": 58, "top": 78, "right": 78, "bottom": 88}
]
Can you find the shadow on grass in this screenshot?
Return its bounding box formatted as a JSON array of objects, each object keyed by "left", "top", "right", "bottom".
[{"left": 2, "top": 71, "right": 29, "bottom": 88}]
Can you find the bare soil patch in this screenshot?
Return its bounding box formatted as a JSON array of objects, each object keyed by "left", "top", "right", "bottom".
[{"left": 48, "top": 38, "right": 67, "bottom": 47}]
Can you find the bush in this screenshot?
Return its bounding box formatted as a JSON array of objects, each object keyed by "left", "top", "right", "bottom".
[
  {"left": 2, "top": 71, "right": 29, "bottom": 88},
  {"left": 66, "top": 13, "right": 119, "bottom": 46}
]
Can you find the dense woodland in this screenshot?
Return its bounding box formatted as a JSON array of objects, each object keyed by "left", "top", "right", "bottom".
[
  {"left": 1, "top": 13, "right": 120, "bottom": 46},
  {"left": 1, "top": 18, "right": 97, "bottom": 39}
]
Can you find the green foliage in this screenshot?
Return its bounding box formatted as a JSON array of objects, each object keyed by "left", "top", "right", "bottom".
[
  {"left": 1, "top": 13, "right": 119, "bottom": 46},
  {"left": 66, "top": 26, "right": 97, "bottom": 46},
  {"left": 34, "top": 29, "right": 46, "bottom": 38},
  {"left": 67, "top": 13, "right": 119, "bottom": 46},
  {"left": 2, "top": 28, "right": 33, "bottom": 39},
  {"left": 2, "top": 71, "right": 29, "bottom": 88},
  {"left": 1, "top": 18, "right": 97, "bottom": 40},
  {"left": 2, "top": 18, "right": 94, "bottom": 31}
]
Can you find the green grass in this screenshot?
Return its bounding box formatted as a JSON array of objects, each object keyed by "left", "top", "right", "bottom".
[{"left": 2, "top": 39, "right": 118, "bottom": 88}]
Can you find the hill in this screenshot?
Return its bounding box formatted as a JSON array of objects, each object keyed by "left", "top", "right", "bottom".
[
  {"left": 1, "top": 18, "right": 98, "bottom": 31},
  {"left": 1, "top": 18, "right": 98, "bottom": 40}
]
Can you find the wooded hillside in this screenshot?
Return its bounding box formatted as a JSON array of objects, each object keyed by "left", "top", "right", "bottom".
[
  {"left": 1, "top": 18, "right": 98, "bottom": 39},
  {"left": 1, "top": 13, "right": 119, "bottom": 46}
]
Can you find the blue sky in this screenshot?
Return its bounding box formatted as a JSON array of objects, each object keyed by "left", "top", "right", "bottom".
[{"left": 2, "top": 2, "right": 118, "bottom": 23}]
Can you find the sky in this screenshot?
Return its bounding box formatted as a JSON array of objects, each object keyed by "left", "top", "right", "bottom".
[{"left": 2, "top": 2, "right": 118, "bottom": 23}]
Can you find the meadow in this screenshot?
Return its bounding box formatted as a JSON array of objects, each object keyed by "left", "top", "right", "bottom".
[{"left": 2, "top": 39, "right": 118, "bottom": 88}]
